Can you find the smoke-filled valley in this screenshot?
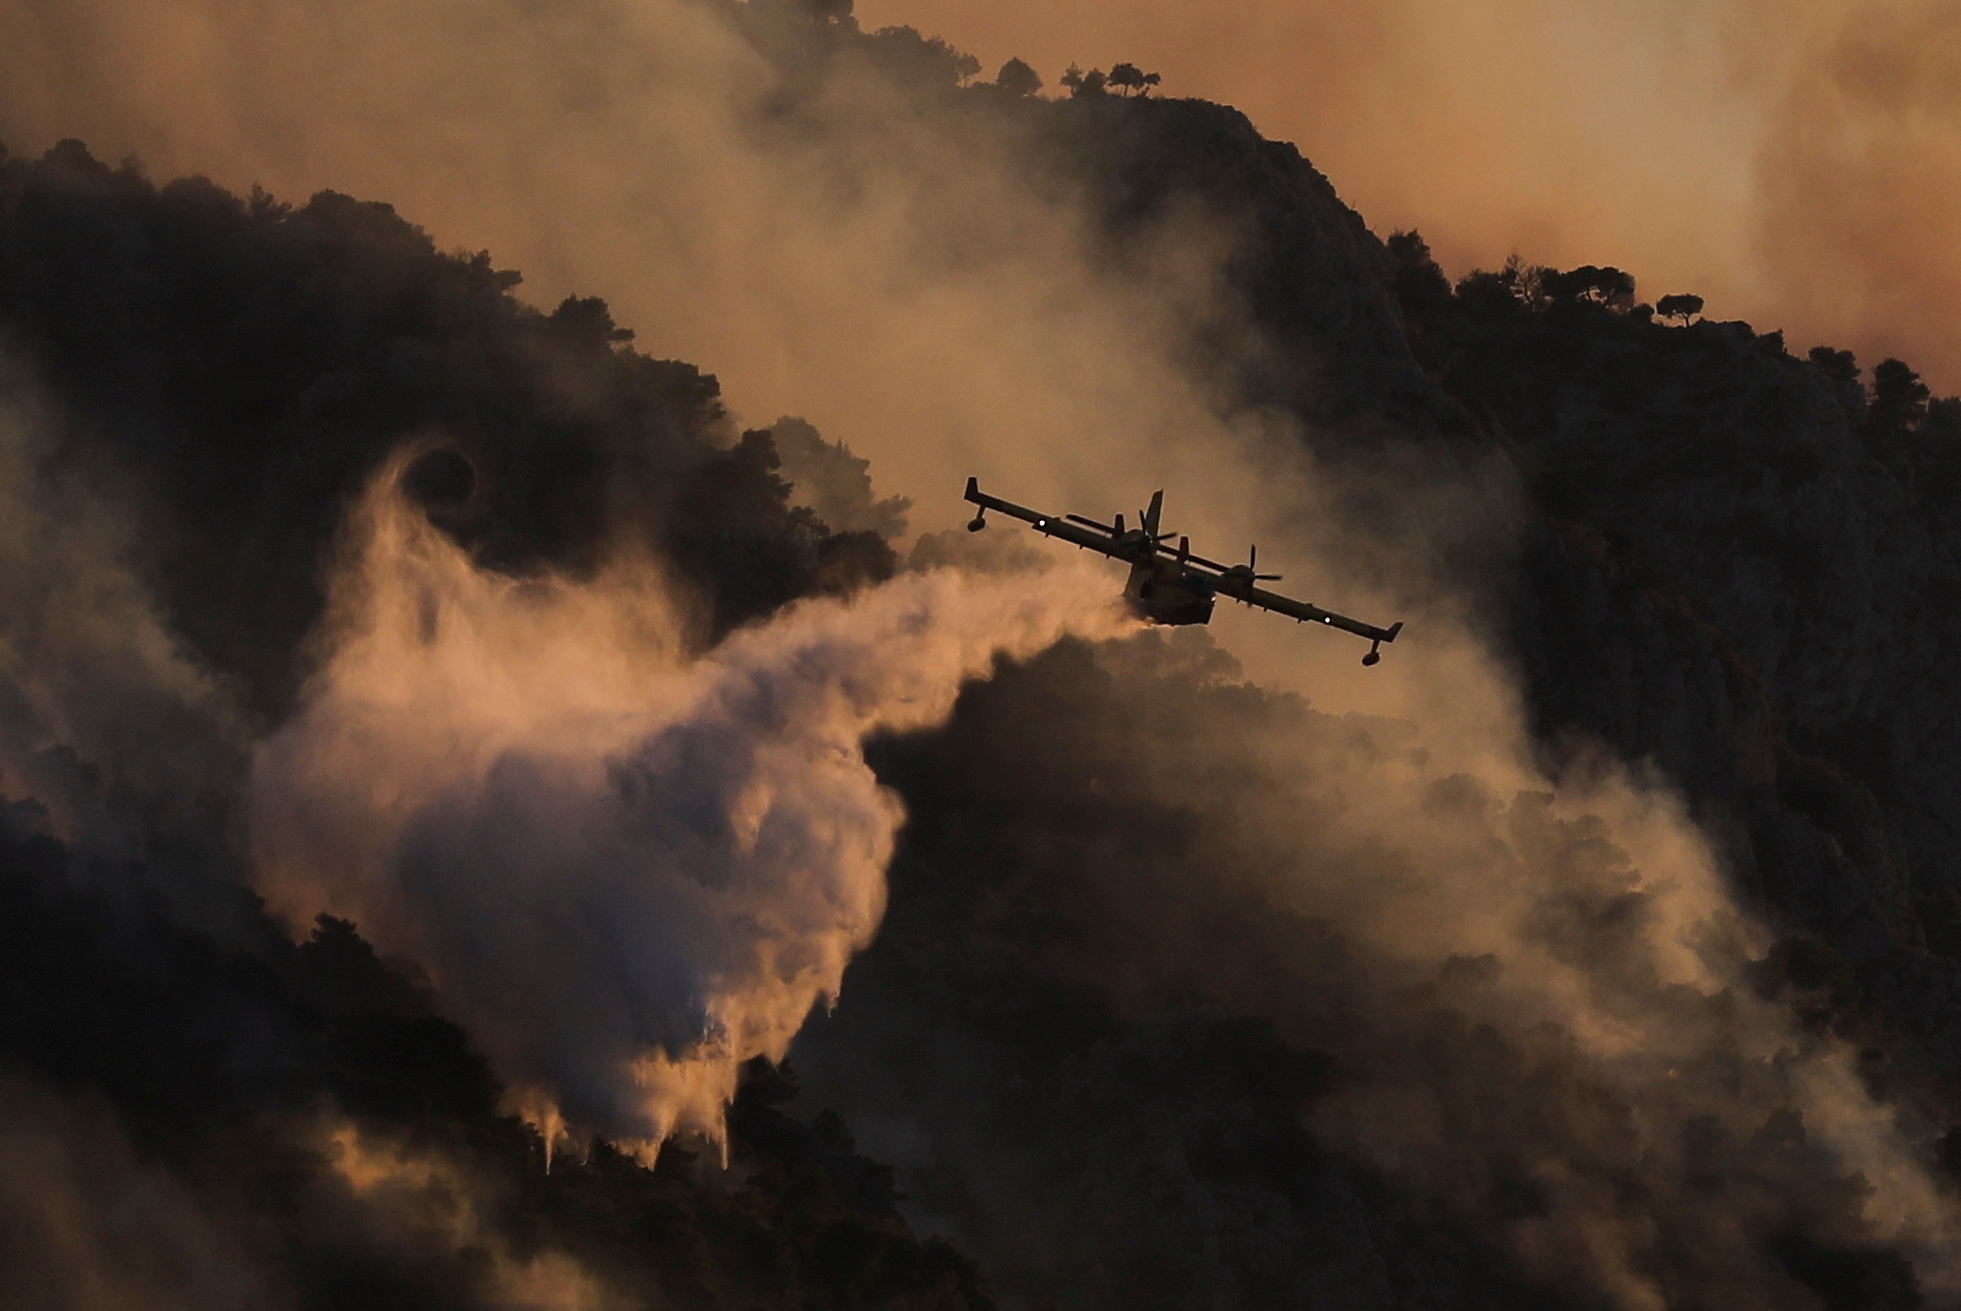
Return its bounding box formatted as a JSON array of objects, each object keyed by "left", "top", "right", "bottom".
[{"left": 1, "top": 3, "right": 1960, "bottom": 1309}]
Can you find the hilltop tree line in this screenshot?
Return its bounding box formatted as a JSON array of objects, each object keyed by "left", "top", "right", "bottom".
[
  {"left": 986, "top": 58, "right": 1164, "bottom": 99},
  {"left": 1388, "top": 231, "right": 1961, "bottom": 448}
]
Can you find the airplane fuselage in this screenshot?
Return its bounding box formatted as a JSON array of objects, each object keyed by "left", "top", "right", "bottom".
[{"left": 1124, "top": 555, "right": 1216, "bottom": 626}]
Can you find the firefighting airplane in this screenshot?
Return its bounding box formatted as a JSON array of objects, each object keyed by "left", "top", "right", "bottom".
[{"left": 964, "top": 478, "right": 1404, "bottom": 665}]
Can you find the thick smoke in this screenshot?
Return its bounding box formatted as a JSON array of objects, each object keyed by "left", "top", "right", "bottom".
[
  {"left": 0, "top": 0, "right": 1320, "bottom": 540},
  {"left": 0, "top": 365, "right": 242, "bottom": 853},
  {"left": 251, "top": 454, "right": 1131, "bottom": 1156},
  {"left": 790, "top": 627, "right": 1961, "bottom": 1308},
  {"left": 0, "top": 1073, "right": 283, "bottom": 1311},
  {"left": 769, "top": 416, "right": 913, "bottom": 541},
  {"left": 0, "top": 0, "right": 1957, "bottom": 1305},
  {"left": 318, "top": 1119, "right": 625, "bottom": 1311}
]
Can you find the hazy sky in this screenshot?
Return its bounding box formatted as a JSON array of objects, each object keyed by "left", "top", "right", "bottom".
[{"left": 858, "top": 0, "right": 1961, "bottom": 390}]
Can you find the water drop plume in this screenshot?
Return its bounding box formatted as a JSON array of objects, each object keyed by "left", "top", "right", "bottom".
[{"left": 250, "top": 450, "right": 1133, "bottom": 1158}]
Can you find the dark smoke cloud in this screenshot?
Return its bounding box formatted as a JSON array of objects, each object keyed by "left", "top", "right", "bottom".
[
  {"left": 0, "top": 1074, "right": 284, "bottom": 1311},
  {"left": 0, "top": 369, "right": 242, "bottom": 843},
  {"left": 796, "top": 632, "right": 1955, "bottom": 1308}
]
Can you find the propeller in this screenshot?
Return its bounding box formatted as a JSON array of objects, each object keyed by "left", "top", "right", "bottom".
[{"left": 1223, "top": 545, "right": 1282, "bottom": 583}]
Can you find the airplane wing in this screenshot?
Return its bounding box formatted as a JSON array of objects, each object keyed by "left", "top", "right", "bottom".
[
  {"left": 1150, "top": 528, "right": 1403, "bottom": 660},
  {"left": 963, "top": 477, "right": 1139, "bottom": 561},
  {"left": 1144, "top": 525, "right": 1401, "bottom": 648},
  {"left": 964, "top": 476, "right": 1404, "bottom": 662},
  {"left": 1220, "top": 578, "right": 1403, "bottom": 646}
]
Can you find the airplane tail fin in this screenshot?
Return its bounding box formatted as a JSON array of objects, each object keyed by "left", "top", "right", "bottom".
[{"left": 1143, "top": 490, "right": 1164, "bottom": 538}]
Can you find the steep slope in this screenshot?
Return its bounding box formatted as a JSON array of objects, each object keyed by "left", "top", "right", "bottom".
[
  {"left": 1388, "top": 248, "right": 1961, "bottom": 1083},
  {"left": 0, "top": 19, "right": 1958, "bottom": 1310},
  {"left": 0, "top": 141, "right": 895, "bottom": 723},
  {"left": 1017, "top": 84, "right": 1961, "bottom": 1095},
  {"left": 0, "top": 140, "right": 960, "bottom": 1309}
]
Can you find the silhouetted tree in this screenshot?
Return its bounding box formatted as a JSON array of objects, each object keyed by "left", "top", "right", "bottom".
[
  {"left": 1386, "top": 231, "right": 1452, "bottom": 315},
  {"left": 865, "top": 25, "right": 980, "bottom": 86},
  {"left": 1808, "top": 346, "right": 1860, "bottom": 384},
  {"left": 1543, "top": 265, "right": 1637, "bottom": 311},
  {"left": 1871, "top": 358, "right": 1932, "bottom": 432},
  {"left": 549, "top": 294, "right": 635, "bottom": 346},
  {"left": 1107, "top": 63, "right": 1161, "bottom": 96},
  {"left": 1657, "top": 293, "right": 1704, "bottom": 326},
  {"left": 1455, "top": 256, "right": 1529, "bottom": 317},
  {"left": 1060, "top": 64, "right": 1107, "bottom": 97},
  {"left": 1589, "top": 266, "right": 1639, "bottom": 311},
  {"left": 995, "top": 57, "right": 1042, "bottom": 97}
]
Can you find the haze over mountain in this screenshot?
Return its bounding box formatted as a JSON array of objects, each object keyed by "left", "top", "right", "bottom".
[
  {"left": 857, "top": 0, "right": 1961, "bottom": 392},
  {"left": 0, "top": 2, "right": 1956, "bottom": 1309}
]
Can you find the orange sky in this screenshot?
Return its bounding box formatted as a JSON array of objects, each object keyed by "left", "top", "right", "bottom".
[{"left": 858, "top": 0, "right": 1961, "bottom": 392}]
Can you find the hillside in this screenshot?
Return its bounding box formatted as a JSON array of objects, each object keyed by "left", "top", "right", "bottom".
[{"left": 0, "top": 9, "right": 1958, "bottom": 1309}]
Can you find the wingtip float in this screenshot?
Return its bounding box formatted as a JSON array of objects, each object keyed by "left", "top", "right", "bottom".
[{"left": 964, "top": 477, "right": 1404, "bottom": 666}]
